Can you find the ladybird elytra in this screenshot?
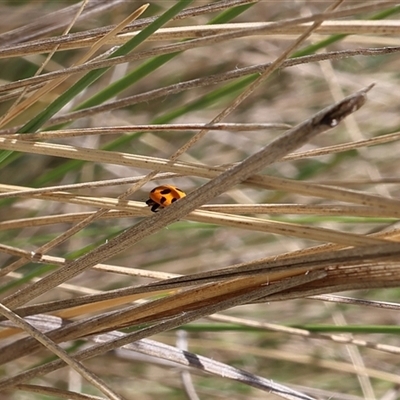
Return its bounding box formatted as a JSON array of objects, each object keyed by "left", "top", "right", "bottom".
[{"left": 146, "top": 185, "right": 186, "bottom": 212}]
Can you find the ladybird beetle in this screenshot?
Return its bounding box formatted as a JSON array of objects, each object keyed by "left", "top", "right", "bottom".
[{"left": 146, "top": 185, "right": 186, "bottom": 212}]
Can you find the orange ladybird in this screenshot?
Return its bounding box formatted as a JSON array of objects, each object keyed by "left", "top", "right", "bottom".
[{"left": 146, "top": 185, "right": 186, "bottom": 212}]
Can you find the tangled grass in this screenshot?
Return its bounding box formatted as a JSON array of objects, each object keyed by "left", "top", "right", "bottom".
[{"left": 1, "top": 1, "right": 400, "bottom": 399}]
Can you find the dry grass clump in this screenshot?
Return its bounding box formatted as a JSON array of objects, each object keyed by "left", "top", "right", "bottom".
[{"left": 1, "top": 1, "right": 400, "bottom": 399}]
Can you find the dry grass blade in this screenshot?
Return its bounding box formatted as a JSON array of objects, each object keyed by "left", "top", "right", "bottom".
[
  {"left": 0, "top": 0, "right": 128, "bottom": 46},
  {"left": 15, "top": 385, "right": 105, "bottom": 400},
  {"left": 0, "top": 45, "right": 398, "bottom": 109},
  {"left": 0, "top": 2, "right": 394, "bottom": 58},
  {"left": 2, "top": 332, "right": 318, "bottom": 400},
  {"left": 0, "top": 122, "right": 291, "bottom": 140},
  {"left": 0, "top": 303, "right": 124, "bottom": 400}
]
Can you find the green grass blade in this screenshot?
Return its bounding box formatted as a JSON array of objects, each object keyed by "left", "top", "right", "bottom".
[
  {"left": 17, "top": 0, "right": 195, "bottom": 135},
  {"left": 74, "top": 1, "right": 256, "bottom": 113}
]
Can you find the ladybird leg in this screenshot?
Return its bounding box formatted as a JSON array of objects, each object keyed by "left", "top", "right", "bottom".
[{"left": 151, "top": 203, "right": 161, "bottom": 212}]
